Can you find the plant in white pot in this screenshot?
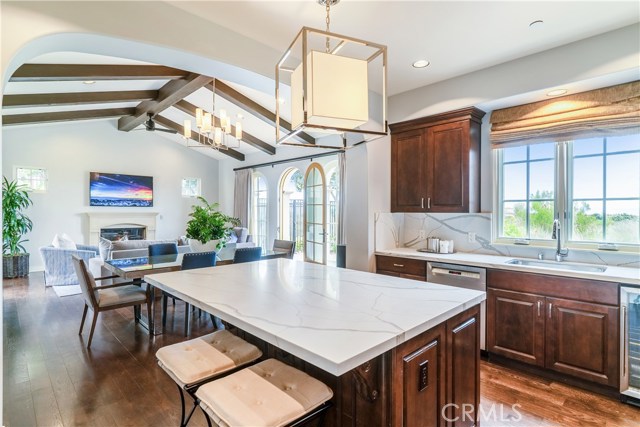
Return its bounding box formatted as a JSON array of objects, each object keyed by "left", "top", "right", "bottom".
[
  {"left": 3, "top": 177, "right": 33, "bottom": 278},
  {"left": 185, "top": 197, "right": 240, "bottom": 252}
]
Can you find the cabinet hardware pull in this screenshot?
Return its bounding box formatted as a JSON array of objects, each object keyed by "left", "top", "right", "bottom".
[
  {"left": 623, "top": 306, "right": 628, "bottom": 377},
  {"left": 537, "top": 301, "right": 541, "bottom": 317},
  {"left": 421, "top": 198, "right": 424, "bottom": 209},
  {"left": 393, "top": 263, "right": 404, "bottom": 268},
  {"left": 427, "top": 197, "right": 431, "bottom": 209},
  {"left": 548, "top": 303, "right": 552, "bottom": 319}
]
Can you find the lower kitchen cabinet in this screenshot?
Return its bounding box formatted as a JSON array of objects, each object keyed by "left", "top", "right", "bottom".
[
  {"left": 376, "top": 255, "right": 426, "bottom": 281},
  {"left": 487, "top": 269, "right": 620, "bottom": 388}
]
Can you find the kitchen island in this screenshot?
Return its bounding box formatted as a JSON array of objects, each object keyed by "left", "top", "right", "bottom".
[{"left": 145, "top": 259, "right": 485, "bottom": 426}]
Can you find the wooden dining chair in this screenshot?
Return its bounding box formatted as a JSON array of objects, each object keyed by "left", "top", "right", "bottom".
[
  {"left": 273, "top": 239, "right": 295, "bottom": 259},
  {"left": 233, "top": 246, "right": 262, "bottom": 264},
  {"left": 72, "top": 255, "right": 152, "bottom": 348}
]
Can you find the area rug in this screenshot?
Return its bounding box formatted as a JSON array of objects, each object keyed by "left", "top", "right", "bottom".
[{"left": 53, "top": 285, "right": 81, "bottom": 297}]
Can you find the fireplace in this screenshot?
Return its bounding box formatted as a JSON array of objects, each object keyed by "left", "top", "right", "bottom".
[
  {"left": 100, "top": 226, "right": 146, "bottom": 241},
  {"left": 86, "top": 212, "right": 159, "bottom": 245}
]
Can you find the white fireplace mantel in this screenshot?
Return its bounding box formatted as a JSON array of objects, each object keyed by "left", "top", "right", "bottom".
[{"left": 87, "top": 212, "right": 159, "bottom": 245}]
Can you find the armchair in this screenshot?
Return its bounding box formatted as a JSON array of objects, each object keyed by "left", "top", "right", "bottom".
[{"left": 40, "top": 244, "right": 99, "bottom": 286}]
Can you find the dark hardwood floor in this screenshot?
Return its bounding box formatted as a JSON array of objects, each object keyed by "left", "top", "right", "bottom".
[{"left": 3, "top": 273, "right": 640, "bottom": 426}]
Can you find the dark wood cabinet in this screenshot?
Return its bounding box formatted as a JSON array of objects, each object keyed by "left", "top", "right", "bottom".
[
  {"left": 487, "top": 270, "right": 620, "bottom": 388},
  {"left": 376, "top": 255, "right": 426, "bottom": 281},
  {"left": 487, "top": 288, "right": 545, "bottom": 367},
  {"left": 390, "top": 107, "right": 485, "bottom": 213}
]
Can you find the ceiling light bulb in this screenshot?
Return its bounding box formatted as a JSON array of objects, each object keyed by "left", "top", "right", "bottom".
[
  {"left": 546, "top": 89, "right": 568, "bottom": 97},
  {"left": 412, "top": 60, "right": 430, "bottom": 69},
  {"left": 183, "top": 119, "right": 191, "bottom": 139},
  {"left": 83, "top": 80, "right": 96, "bottom": 85}
]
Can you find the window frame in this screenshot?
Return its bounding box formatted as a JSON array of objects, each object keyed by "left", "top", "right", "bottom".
[
  {"left": 181, "top": 177, "right": 202, "bottom": 198},
  {"left": 14, "top": 166, "right": 48, "bottom": 193},
  {"left": 493, "top": 138, "right": 640, "bottom": 252},
  {"left": 251, "top": 172, "right": 269, "bottom": 251}
]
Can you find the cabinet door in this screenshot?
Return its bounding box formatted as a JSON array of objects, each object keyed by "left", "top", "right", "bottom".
[
  {"left": 391, "top": 130, "right": 426, "bottom": 212},
  {"left": 546, "top": 297, "right": 619, "bottom": 387},
  {"left": 426, "top": 121, "right": 469, "bottom": 212},
  {"left": 487, "top": 288, "right": 545, "bottom": 367}
]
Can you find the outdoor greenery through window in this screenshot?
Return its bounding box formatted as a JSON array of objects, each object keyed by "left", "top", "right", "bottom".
[
  {"left": 181, "top": 177, "right": 201, "bottom": 197},
  {"left": 497, "top": 134, "right": 640, "bottom": 247},
  {"left": 15, "top": 167, "right": 47, "bottom": 192},
  {"left": 252, "top": 173, "right": 268, "bottom": 250}
]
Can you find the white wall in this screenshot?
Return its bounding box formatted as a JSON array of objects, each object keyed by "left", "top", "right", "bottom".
[{"left": 2, "top": 120, "right": 220, "bottom": 272}]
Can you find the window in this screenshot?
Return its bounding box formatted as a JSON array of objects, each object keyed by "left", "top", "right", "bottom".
[
  {"left": 181, "top": 177, "right": 201, "bottom": 197},
  {"left": 15, "top": 167, "right": 47, "bottom": 192},
  {"left": 252, "top": 173, "right": 268, "bottom": 250},
  {"left": 496, "top": 134, "right": 640, "bottom": 248}
]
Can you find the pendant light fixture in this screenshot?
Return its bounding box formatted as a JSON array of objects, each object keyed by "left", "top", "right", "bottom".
[
  {"left": 275, "top": 0, "right": 388, "bottom": 148},
  {"left": 184, "top": 79, "right": 243, "bottom": 151}
]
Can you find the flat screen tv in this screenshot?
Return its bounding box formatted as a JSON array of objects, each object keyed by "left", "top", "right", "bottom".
[{"left": 89, "top": 172, "right": 153, "bottom": 207}]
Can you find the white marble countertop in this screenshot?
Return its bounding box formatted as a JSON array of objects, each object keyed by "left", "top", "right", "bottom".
[
  {"left": 145, "top": 259, "right": 485, "bottom": 376},
  {"left": 376, "top": 247, "right": 640, "bottom": 285}
]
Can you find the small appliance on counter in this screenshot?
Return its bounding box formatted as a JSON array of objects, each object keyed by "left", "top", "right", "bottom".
[{"left": 418, "top": 236, "right": 455, "bottom": 254}]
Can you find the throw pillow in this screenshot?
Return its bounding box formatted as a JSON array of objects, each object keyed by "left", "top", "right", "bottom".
[
  {"left": 227, "top": 233, "right": 238, "bottom": 243},
  {"left": 52, "top": 233, "right": 77, "bottom": 250},
  {"left": 233, "top": 227, "right": 248, "bottom": 243},
  {"left": 99, "top": 237, "right": 113, "bottom": 260},
  {"left": 178, "top": 235, "right": 190, "bottom": 246}
]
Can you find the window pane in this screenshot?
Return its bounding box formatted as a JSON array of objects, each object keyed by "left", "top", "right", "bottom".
[
  {"left": 529, "top": 143, "right": 555, "bottom": 160},
  {"left": 16, "top": 168, "right": 31, "bottom": 180},
  {"left": 572, "top": 157, "right": 603, "bottom": 199},
  {"left": 502, "top": 202, "right": 527, "bottom": 238},
  {"left": 606, "top": 200, "right": 639, "bottom": 244},
  {"left": 529, "top": 160, "right": 554, "bottom": 199},
  {"left": 503, "top": 146, "right": 527, "bottom": 163},
  {"left": 573, "top": 138, "right": 603, "bottom": 156},
  {"left": 606, "top": 153, "right": 640, "bottom": 199},
  {"left": 572, "top": 201, "right": 603, "bottom": 242},
  {"left": 530, "top": 200, "right": 554, "bottom": 239},
  {"left": 607, "top": 134, "right": 640, "bottom": 153},
  {"left": 503, "top": 163, "right": 527, "bottom": 200}
]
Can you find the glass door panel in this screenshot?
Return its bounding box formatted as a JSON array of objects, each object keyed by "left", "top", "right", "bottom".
[{"left": 304, "top": 163, "right": 326, "bottom": 264}]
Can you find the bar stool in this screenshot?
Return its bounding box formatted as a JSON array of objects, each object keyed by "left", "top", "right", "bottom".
[
  {"left": 196, "top": 358, "right": 333, "bottom": 426},
  {"left": 156, "top": 330, "right": 262, "bottom": 427}
]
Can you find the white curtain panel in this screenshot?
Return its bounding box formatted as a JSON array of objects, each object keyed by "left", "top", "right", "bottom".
[
  {"left": 337, "top": 152, "right": 347, "bottom": 245},
  {"left": 234, "top": 169, "right": 252, "bottom": 227}
]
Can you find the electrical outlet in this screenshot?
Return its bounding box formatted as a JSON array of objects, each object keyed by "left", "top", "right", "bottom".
[
  {"left": 467, "top": 232, "right": 476, "bottom": 243},
  {"left": 419, "top": 230, "right": 426, "bottom": 239}
]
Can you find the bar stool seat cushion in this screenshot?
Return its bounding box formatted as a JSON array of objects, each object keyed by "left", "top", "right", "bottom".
[
  {"left": 156, "top": 330, "right": 262, "bottom": 387},
  {"left": 196, "top": 358, "right": 333, "bottom": 427}
]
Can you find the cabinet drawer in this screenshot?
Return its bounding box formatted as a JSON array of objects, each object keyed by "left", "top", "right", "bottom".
[{"left": 377, "top": 255, "right": 426, "bottom": 278}]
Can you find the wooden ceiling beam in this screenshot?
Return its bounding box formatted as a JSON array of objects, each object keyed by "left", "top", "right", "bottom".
[
  {"left": 10, "top": 64, "right": 189, "bottom": 82},
  {"left": 2, "top": 108, "right": 136, "bottom": 126},
  {"left": 154, "top": 116, "right": 245, "bottom": 162},
  {"left": 117, "top": 74, "right": 212, "bottom": 132},
  {"left": 174, "top": 100, "right": 275, "bottom": 156},
  {"left": 2, "top": 90, "right": 158, "bottom": 108},
  {"left": 209, "top": 81, "right": 316, "bottom": 145}
]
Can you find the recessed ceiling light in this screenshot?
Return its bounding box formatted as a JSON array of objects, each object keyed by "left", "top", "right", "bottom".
[
  {"left": 546, "top": 89, "right": 568, "bottom": 97},
  {"left": 83, "top": 80, "right": 96, "bottom": 85},
  {"left": 529, "top": 20, "right": 544, "bottom": 28},
  {"left": 412, "top": 60, "right": 430, "bottom": 69}
]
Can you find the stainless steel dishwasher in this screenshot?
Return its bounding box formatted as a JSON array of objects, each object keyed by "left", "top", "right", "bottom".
[{"left": 427, "top": 261, "right": 487, "bottom": 350}]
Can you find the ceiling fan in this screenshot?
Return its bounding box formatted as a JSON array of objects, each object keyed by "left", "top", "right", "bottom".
[{"left": 142, "top": 113, "right": 177, "bottom": 134}]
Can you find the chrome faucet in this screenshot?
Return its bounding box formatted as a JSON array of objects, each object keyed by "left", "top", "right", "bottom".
[{"left": 552, "top": 219, "right": 569, "bottom": 262}]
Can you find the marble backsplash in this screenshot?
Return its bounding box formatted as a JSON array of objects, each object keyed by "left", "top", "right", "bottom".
[{"left": 375, "top": 212, "right": 640, "bottom": 268}]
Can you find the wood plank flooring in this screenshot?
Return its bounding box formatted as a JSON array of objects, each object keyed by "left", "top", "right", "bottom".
[{"left": 3, "top": 273, "right": 640, "bottom": 426}]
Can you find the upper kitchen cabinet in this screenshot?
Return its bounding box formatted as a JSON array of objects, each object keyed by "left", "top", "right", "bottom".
[{"left": 390, "top": 107, "right": 485, "bottom": 213}]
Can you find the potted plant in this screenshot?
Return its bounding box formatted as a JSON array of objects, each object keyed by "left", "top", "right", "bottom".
[
  {"left": 3, "top": 177, "right": 33, "bottom": 278},
  {"left": 185, "top": 197, "right": 240, "bottom": 252}
]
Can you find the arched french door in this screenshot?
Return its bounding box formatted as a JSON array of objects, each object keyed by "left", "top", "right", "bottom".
[
  {"left": 278, "top": 168, "right": 304, "bottom": 258},
  {"left": 304, "top": 163, "right": 327, "bottom": 264}
]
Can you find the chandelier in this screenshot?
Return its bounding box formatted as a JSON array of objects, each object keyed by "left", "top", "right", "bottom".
[
  {"left": 184, "top": 80, "right": 242, "bottom": 150},
  {"left": 275, "top": 0, "right": 388, "bottom": 149}
]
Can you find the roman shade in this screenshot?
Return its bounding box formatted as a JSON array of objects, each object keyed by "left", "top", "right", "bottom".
[{"left": 490, "top": 81, "right": 640, "bottom": 147}]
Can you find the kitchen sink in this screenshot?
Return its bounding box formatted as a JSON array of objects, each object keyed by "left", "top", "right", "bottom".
[{"left": 506, "top": 259, "right": 607, "bottom": 273}]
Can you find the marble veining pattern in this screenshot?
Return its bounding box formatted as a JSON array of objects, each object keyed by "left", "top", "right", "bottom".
[{"left": 145, "top": 259, "right": 485, "bottom": 376}]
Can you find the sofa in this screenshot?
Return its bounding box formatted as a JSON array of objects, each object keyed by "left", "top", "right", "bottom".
[
  {"left": 227, "top": 227, "right": 256, "bottom": 249},
  {"left": 40, "top": 244, "right": 99, "bottom": 286}
]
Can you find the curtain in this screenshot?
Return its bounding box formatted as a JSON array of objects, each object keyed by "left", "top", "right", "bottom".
[
  {"left": 337, "top": 152, "right": 347, "bottom": 246},
  {"left": 490, "top": 80, "right": 640, "bottom": 147},
  {"left": 233, "top": 169, "right": 252, "bottom": 227}
]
